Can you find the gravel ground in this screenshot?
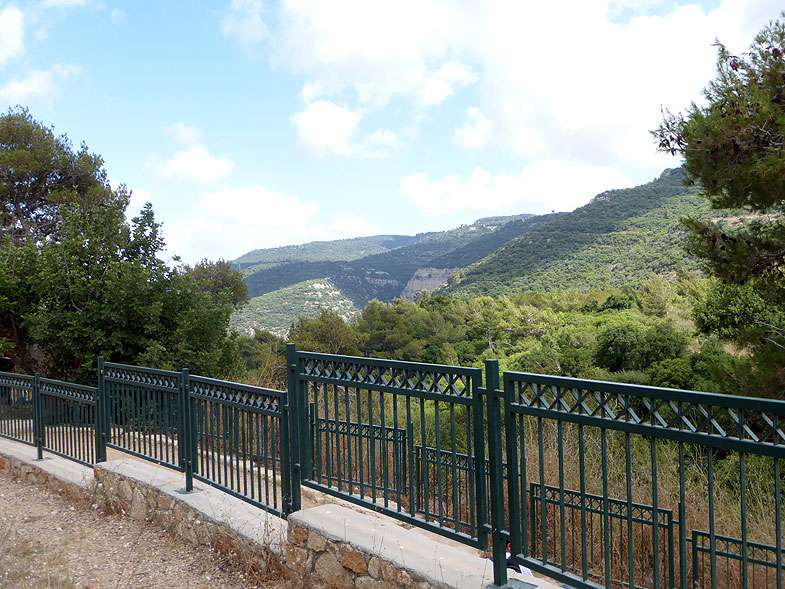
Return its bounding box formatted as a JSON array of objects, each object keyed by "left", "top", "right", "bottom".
[{"left": 0, "top": 469, "right": 291, "bottom": 588}]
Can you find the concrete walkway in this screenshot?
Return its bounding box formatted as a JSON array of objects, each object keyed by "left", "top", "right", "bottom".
[{"left": 0, "top": 437, "right": 562, "bottom": 589}]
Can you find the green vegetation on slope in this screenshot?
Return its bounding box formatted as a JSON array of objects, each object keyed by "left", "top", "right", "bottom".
[
  {"left": 230, "top": 278, "right": 360, "bottom": 336},
  {"left": 446, "top": 168, "right": 725, "bottom": 296},
  {"left": 233, "top": 234, "right": 417, "bottom": 276},
  {"left": 240, "top": 213, "right": 540, "bottom": 304}
]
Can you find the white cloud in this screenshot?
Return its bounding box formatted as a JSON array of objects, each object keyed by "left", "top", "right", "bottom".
[
  {"left": 0, "top": 5, "right": 24, "bottom": 66},
  {"left": 164, "top": 185, "right": 319, "bottom": 263},
  {"left": 221, "top": 0, "right": 268, "bottom": 47},
  {"left": 417, "top": 61, "right": 476, "bottom": 107},
  {"left": 453, "top": 107, "right": 492, "bottom": 150},
  {"left": 311, "top": 213, "right": 381, "bottom": 241},
  {"left": 291, "top": 100, "right": 398, "bottom": 158},
  {"left": 271, "top": 0, "right": 782, "bottom": 173},
  {"left": 157, "top": 145, "right": 234, "bottom": 183},
  {"left": 400, "top": 159, "right": 632, "bottom": 215},
  {"left": 164, "top": 121, "right": 202, "bottom": 146},
  {"left": 0, "top": 64, "right": 80, "bottom": 104}
]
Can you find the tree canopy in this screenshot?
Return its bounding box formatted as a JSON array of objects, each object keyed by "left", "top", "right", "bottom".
[
  {"left": 653, "top": 13, "right": 785, "bottom": 397},
  {"left": 0, "top": 110, "right": 243, "bottom": 380}
]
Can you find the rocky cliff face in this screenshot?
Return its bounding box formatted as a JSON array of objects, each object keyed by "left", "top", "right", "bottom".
[{"left": 401, "top": 268, "right": 459, "bottom": 301}]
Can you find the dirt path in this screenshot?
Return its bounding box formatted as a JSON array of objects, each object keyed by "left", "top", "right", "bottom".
[{"left": 0, "top": 468, "right": 291, "bottom": 589}]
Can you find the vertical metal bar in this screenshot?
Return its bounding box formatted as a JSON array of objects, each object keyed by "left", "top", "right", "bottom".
[
  {"left": 380, "top": 388, "right": 389, "bottom": 508},
  {"left": 34, "top": 373, "right": 42, "bottom": 459},
  {"left": 357, "top": 389, "right": 364, "bottom": 499},
  {"left": 776, "top": 457, "right": 781, "bottom": 589},
  {"left": 652, "top": 437, "right": 660, "bottom": 588},
  {"left": 182, "top": 369, "right": 193, "bottom": 492},
  {"left": 580, "top": 424, "right": 589, "bottom": 581},
  {"left": 558, "top": 419, "right": 566, "bottom": 572},
  {"left": 708, "top": 447, "right": 716, "bottom": 589},
  {"left": 538, "top": 414, "right": 547, "bottom": 566},
  {"left": 679, "top": 441, "right": 687, "bottom": 589},
  {"left": 394, "top": 392, "right": 402, "bottom": 514},
  {"left": 626, "top": 432, "right": 634, "bottom": 588},
  {"left": 96, "top": 357, "right": 107, "bottom": 463},
  {"left": 345, "top": 386, "right": 353, "bottom": 496},
  {"left": 484, "top": 359, "right": 506, "bottom": 587},
  {"left": 369, "top": 388, "right": 377, "bottom": 503},
  {"left": 740, "top": 452, "right": 748, "bottom": 589},
  {"left": 285, "top": 343, "right": 302, "bottom": 513},
  {"left": 602, "top": 428, "right": 611, "bottom": 588}
]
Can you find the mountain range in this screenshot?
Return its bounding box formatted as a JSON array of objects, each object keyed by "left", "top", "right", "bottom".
[{"left": 230, "top": 167, "right": 714, "bottom": 335}]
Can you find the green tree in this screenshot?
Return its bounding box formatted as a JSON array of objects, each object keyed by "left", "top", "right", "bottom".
[
  {"left": 0, "top": 107, "right": 126, "bottom": 245},
  {"left": 290, "top": 309, "right": 362, "bottom": 356},
  {"left": 654, "top": 14, "right": 785, "bottom": 397},
  {"left": 187, "top": 258, "right": 248, "bottom": 307},
  {"left": 653, "top": 15, "right": 785, "bottom": 296},
  {"left": 0, "top": 111, "right": 237, "bottom": 380}
]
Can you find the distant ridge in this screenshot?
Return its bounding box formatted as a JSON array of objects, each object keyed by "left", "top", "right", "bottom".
[{"left": 231, "top": 167, "right": 721, "bottom": 334}]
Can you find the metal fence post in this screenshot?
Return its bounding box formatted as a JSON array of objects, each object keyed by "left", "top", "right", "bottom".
[
  {"left": 96, "top": 356, "right": 107, "bottom": 463},
  {"left": 33, "top": 372, "right": 43, "bottom": 460},
  {"left": 181, "top": 368, "right": 193, "bottom": 492},
  {"left": 286, "top": 343, "right": 302, "bottom": 513},
  {"left": 484, "top": 359, "right": 507, "bottom": 587},
  {"left": 472, "top": 368, "right": 489, "bottom": 551}
]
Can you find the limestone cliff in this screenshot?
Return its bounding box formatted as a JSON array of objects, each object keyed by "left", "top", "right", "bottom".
[{"left": 401, "top": 268, "right": 459, "bottom": 301}]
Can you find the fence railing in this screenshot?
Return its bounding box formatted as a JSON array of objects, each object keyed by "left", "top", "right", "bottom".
[
  {"left": 102, "top": 360, "right": 183, "bottom": 471},
  {"left": 3, "top": 349, "right": 785, "bottom": 588},
  {"left": 189, "top": 373, "right": 291, "bottom": 517},
  {"left": 0, "top": 372, "right": 98, "bottom": 464},
  {"left": 497, "top": 370, "right": 785, "bottom": 589},
  {"left": 288, "top": 344, "right": 488, "bottom": 548}
]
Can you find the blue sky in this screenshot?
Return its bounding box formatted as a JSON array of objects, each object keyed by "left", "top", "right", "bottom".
[{"left": 1, "top": 0, "right": 782, "bottom": 264}]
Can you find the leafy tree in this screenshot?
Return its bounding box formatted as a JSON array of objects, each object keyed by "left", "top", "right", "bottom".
[
  {"left": 0, "top": 111, "right": 236, "bottom": 380},
  {"left": 0, "top": 107, "right": 126, "bottom": 245},
  {"left": 188, "top": 258, "right": 248, "bottom": 307},
  {"left": 290, "top": 309, "right": 362, "bottom": 356},
  {"left": 654, "top": 14, "right": 785, "bottom": 397},
  {"left": 654, "top": 15, "right": 785, "bottom": 296}
]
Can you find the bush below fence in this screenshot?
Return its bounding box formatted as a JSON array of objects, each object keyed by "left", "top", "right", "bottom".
[{"left": 2, "top": 344, "right": 785, "bottom": 589}]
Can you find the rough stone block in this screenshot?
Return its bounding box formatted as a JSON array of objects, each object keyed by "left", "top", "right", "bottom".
[
  {"left": 355, "top": 577, "right": 390, "bottom": 589},
  {"left": 382, "top": 562, "right": 412, "bottom": 587},
  {"left": 285, "top": 545, "right": 309, "bottom": 573},
  {"left": 367, "top": 556, "right": 381, "bottom": 579},
  {"left": 314, "top": 552, "right": 353, "bottom": 589},
  {"left": 307, "top": 530, "right": 327, "bottom": 552},
  {"left": 290, "top": 524, "right": 308, "bottom": 546},
  {"left": 340, "top": 545, "right": 368, "bottom": 574}
]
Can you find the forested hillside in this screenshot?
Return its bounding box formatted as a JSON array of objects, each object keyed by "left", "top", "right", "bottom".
[
  {"left": 233, "top": 234, "right": 417, "bottom": 276},
  {"left": 446, "top": 168, "right": 713, "bottom": 295},
  {"left": 239, "top": 213, "right": 539, "bottom": 303}
]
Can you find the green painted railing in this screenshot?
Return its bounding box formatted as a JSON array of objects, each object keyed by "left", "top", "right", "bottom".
[
  {"left": 189, "top": 373, "right": 292, "bottom": 517},
  {"left": 497, "top": 370, "right": 785, "bottom": 589},
  {"left": 0, "top": 372, "right": 98, "bottom": 465},
  {"left": 102, "top": 360, "right": 183, "bottom": 471},
  {"left": 288, "top": 344, "right": 489, "bottom": 549},
  {"left": 0, "top": 372, "right": 35, "bottom": 446},
  {"left": 3, "top": 352, "right": 785, "bottom": 588}
]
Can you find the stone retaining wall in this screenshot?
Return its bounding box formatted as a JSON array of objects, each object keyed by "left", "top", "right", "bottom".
[{"left": 285, "top": 522, "right": 431, "bottom": 589}]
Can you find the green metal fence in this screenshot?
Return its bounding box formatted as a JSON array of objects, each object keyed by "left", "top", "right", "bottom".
[
  {"left": 0, "top": 372, "right": 98, "bottom": 464},
  {"left": 189, "top": 374, "right": 292, "bottom": 517},
  {"left": 4, "top": 353, "right": 785, "bottom": 589},
  {"left": 39, "top": 378, "right": 99, "bottom": 466},
  {"left": 288, "top": 344, "right": 488, "bottom": 548},
  {"left": 102, "top": 360, "right": 183, "bottom": 471},
  {"left": 0, "top": 372, "right": 35, "bottom": 446},
  {"left": 496, "top": 370, "right": 785, "bottom": 589}
]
